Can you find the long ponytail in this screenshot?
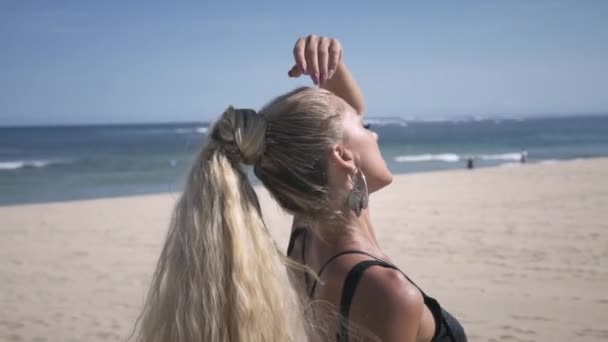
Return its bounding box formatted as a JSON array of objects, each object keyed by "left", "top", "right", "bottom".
[{"left": 135, "top": 107, "right": 306, "bottom": 342}]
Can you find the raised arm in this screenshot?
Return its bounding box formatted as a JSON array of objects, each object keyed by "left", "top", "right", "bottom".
[{"left": 288, "top": 35, "right": 365, "bottom": 115}]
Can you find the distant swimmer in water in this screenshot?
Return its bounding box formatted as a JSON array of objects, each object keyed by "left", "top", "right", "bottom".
[{"left": 520, "top": 148, "right": 528, "bottom": 164}]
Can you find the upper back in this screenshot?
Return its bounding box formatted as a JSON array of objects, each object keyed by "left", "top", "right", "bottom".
[{"left": 286, "top": 227, "right": 437, "bottom": 342}]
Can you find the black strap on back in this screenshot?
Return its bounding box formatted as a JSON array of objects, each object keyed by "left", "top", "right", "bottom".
[
  {"left": 287, "top": 227, "right": 310, "bottom": 288},
  {"left": 336, "top": 260, "right": 459, "bottom": 342},
  {"left": 309, "top": 250, "right": 428, "bottom": 298},
  {"left": 336, "top": 260, "right": 398, "bottom": 341},
  {"left": 286, "top": 227, "right": 307, "bottom": 256},
  {"left": 308, "top": 250, "right": 381, "bottom": 298},
  {"left": 287, "top": 233, "right": 460, "bottom": 342}
]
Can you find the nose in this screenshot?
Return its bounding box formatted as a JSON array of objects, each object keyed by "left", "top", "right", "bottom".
[{"left": 372, "top": 131, "right": 378, "bottom": 141}]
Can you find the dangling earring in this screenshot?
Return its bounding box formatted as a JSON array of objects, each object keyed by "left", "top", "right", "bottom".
[{"left": 347, "top": 168, "right": 369, "bottom": 217}]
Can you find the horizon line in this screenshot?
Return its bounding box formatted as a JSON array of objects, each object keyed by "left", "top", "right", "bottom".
[{"left": 1, "top": 112, "right": 607, "bottom": 129}]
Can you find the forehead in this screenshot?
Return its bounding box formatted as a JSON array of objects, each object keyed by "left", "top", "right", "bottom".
[
  {"left": 338, "top": 108, "right": 363, "bottom": 144},
  {"left": 331, "top": 95, "right": 359, "bottom": 121}
]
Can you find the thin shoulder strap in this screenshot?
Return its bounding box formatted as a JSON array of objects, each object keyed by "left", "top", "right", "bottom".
[
  {"left": 286, "top": 227, "right": 310, "bottom": 288},
  {"left": 337, "top": 261, "right": 457, "bottom": 342},
  {"left": 286, "top": 227, "right": 307, "bottom": 256},
  {"left": 308, "top": 249, "right": 431, "bottom": 301},
  {"left": 336, "top": 260, "right": 399, "bottom": 342},
  {"left": 308, "top": 250, "right": 380, "bottom": 298}
]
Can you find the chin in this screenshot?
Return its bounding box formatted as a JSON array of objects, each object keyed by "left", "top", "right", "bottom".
[
  {"left": 384, "top": 171, "right": 394, "bottom": 186},
  {"left": 380, "top": 171, "right": 394, "bottom": 188},
  {"left": 368, "top": 171, "right": 393, "bottom": 194}
]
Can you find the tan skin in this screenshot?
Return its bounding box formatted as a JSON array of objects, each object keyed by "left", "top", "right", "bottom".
[{"left": 287, "top": 35, "right": 437, "bottom": 342}]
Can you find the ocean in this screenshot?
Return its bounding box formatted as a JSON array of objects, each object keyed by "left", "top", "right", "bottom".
[{"left": 1, "top": 115, "right": 607, "bottom": 205}]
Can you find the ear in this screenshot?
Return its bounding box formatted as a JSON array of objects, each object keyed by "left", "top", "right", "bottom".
[{"left": 330, "top": 144, "right": 357, "bottom": 175}]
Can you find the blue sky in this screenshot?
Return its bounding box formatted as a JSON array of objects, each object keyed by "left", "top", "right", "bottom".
[{"left": 1, "top": 1, "right": 607, "bottom": 126}]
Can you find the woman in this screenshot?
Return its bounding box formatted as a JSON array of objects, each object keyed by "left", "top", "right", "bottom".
[{"left": 136, "top": 35, "right": 467, "bottom": 342}]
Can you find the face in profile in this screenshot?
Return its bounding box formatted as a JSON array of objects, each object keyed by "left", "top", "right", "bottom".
[{"left": 338, "top": 98, "right": 393, "bottom": 194}]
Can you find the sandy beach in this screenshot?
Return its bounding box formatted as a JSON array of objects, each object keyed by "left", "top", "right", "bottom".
[{"left": 1, "top": 158, "right": 607, "bottom": 342}]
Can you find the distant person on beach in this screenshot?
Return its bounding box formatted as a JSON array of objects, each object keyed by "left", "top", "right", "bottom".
[
  {"left": 520, "top": 148, "right": 528, "bottom": 164},
  {"left": 136, "top": 35, "right": 467, "bottom": 342},
  {"left": 466, "top": 156, "right": 475, "bottom": 169}
]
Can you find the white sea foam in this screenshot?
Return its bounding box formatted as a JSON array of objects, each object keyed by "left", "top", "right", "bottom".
[
  {"left": 363, "top": 118, "right": 408, "bottom": 127},
  {"left": 0, "top": 159, "right": 70, "bottom": 170},
  {"left": 394, "top": 151, "right": 527, "bottom": 163},
  {"left": 479, "top": 152, "right": 522, "bottom": 161},
  {"left": 174, "top": 127, "right": 208, "bottom": 134},
  {"left": 403, "top": 116, "right": 526, "bottom": 123},
  {"left": 394, "top": 153, "right": 461, "bottom": 163}
]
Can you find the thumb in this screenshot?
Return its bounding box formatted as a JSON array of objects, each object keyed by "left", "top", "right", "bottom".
[{"left": 288, "top": 64, "right": 303, "bottom": 78}]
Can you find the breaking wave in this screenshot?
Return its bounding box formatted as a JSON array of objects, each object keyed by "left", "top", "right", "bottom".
[
  {"left": 394, "top": 151, "right": 524, "bottom": 163},
  {"left": 0, "top": 159, "right": 73, "bottom": 170}
]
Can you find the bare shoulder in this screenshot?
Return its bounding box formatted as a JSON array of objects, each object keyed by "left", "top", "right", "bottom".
[
  {"left": 349, "top": 265, "right": 424, "bottom": 341},
  {"left": 356, "top": 265, "right": 423, "bottom": 316}
]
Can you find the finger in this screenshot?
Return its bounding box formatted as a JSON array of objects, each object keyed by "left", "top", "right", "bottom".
[
  {"left": 288, "top": 64, "right": 303, "bottom": 78},
  {"left": 328, "top": 38, "right": 342, "bottom": 79},
  {"left": 305, "top": 35, "right": 319, "bottom": 85},
  {"left": 293, "top": 37, "right": 307, "bottom": 74},
  {"left": 318, "top": 37, "right": 330, "bottom": 85}
]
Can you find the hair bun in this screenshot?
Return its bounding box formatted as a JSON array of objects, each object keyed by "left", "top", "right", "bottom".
[{"left": 211, "top": 106, "right": 267, "bottom": 165}]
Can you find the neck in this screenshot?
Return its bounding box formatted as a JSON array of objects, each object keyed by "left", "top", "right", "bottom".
[
  {"left": 337, "top": 209, "right": 381, "bottom": 251},
  {"left": 294, "top": 207, "right": 381, "bottom": 253}
]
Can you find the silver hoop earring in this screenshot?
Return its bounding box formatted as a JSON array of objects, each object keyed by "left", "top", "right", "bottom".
[{"left": 347, "top": 169, "right": 369, "bottom": 217}]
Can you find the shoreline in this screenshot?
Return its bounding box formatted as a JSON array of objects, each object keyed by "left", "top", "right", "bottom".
[{"left": 1, "top": 156, "right": 604, "bottom": 208}]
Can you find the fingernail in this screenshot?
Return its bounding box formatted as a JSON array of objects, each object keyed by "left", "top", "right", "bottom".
[
  {"left": 320, "top": 73, "right": 326, "bottom": 85},
  {"left": 328, "top": 68, "right": 335, "bottom": 79}
]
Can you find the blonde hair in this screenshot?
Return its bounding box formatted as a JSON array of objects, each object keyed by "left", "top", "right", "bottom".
[{"left": 135, "top": 87, "right": 348, "bottom": 342}]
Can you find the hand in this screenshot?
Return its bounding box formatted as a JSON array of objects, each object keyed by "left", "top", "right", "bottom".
[{"left": 288, "top": 35, "right": 343, "bottom": 86}]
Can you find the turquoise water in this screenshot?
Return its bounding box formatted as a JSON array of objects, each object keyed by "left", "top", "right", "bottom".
[{"left": 1, "top": 115, "right": 607, "bottom": 205}]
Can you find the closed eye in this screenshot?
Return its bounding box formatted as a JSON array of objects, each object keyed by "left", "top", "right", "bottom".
[{"left": 363, "top": 123, "right": 372, "bottom": 130}]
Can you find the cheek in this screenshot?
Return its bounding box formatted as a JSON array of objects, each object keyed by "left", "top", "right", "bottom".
[
  {"left": 362, "top": 133, "right": 383, "bottom": 164},
  {"left": 358, "top": 133, "right": 392, "bottom": 192}
]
